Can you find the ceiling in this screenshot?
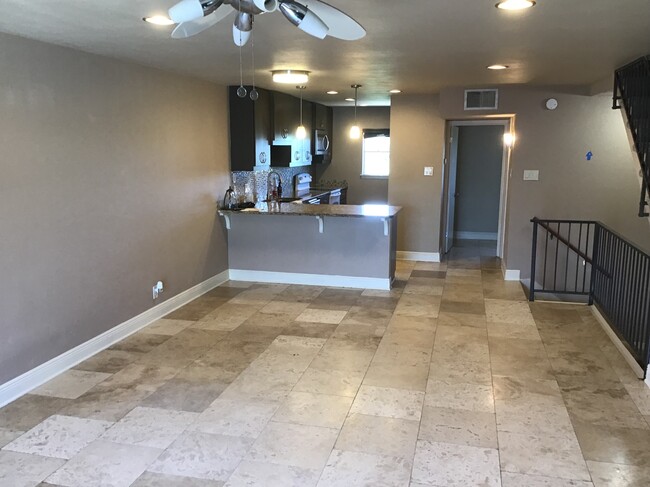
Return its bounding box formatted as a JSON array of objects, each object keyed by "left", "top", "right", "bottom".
[{"left": 0, "top": 1, "right": 648, "bottom": 105}]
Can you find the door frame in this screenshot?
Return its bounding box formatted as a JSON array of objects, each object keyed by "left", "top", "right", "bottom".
[{"left": 440, "top": 118, "right": 514, "bottom": 258}]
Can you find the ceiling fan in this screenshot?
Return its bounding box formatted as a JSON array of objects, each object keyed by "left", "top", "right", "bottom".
[{"left": 168, "top": 0, "right": 366, "bottom": 46}]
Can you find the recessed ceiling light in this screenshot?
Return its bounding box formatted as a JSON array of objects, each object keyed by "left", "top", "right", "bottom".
[
  {"left": 495, "top": 0, "right": 536, "bottom": 10},
  {"left": 389, "top": 89, "right": 402, "bottom": 94},
  {"left": 327, "top": 91, "right": 339, "bottom": 95},
  {"left": 345, "top": 98, "right": 355, "bottom": 102},
  {"left": 143, "top": 15, "right": 175, "bottom": 26},
  {"left": 487, "top": 64, "right": 509, "bottom": 70},
  {"left": 271, "top": 70, "right": 310, "bottom": 84}
]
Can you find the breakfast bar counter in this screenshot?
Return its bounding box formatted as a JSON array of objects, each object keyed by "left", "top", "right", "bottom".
[{"left": 219, "top": 204, "right": 401, "bottom": 290}]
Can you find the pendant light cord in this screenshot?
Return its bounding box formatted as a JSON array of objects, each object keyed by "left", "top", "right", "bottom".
[
  {"left": 300, "top": 87, "right": 303, "bottom": 125},
  {"left": 251, "top": 17, "right": 255, "bottom": 90},
  {"left": 238, "top": 2, "right": 243, "bottom": 88}
]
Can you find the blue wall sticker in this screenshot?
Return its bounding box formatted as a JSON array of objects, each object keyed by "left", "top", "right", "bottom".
[{"left": 586, "top": 151, "right": 593, "bottom": 161}]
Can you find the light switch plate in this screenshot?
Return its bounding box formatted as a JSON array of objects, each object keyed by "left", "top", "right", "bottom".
[
  {"left": 523, "top": 170, "right": 539, "bottom": 181},
  {"left": 424, "top": 167, "right": 434, "bottom": 176}
]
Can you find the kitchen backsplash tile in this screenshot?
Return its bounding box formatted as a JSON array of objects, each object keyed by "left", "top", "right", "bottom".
[{"left": 231, "top": 167, "right": 312, "bottom": 203}]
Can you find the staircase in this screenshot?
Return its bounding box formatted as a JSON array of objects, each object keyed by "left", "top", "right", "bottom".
[{"left": 613, "top": 55, "right": 650, "bottom": 217}]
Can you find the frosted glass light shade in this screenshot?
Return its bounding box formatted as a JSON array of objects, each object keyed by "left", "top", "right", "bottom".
[
  {"left": 272, "top": 70, "right": 310, "bottom": 84},
  {"left": 349, "top": 125, "right": 361, "bottom": 139},
  {"left": 168, "top": 0, "right": 203, "bottom": 23},
  {"left": 296, "top": 125, "right": 307, "bottom": 139},
  {"left": 496, "top": 0, "right": 536, "bottom": 10}
]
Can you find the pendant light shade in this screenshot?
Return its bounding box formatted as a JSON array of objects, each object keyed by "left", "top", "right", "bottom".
[
  {"left": 349, "top": 84, "right": 362, "bottom": 139},
  {"left": 296, "top": 85, "right": 307, "bottom": 139}
]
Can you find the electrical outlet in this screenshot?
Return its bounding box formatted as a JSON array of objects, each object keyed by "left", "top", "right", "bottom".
[
  {"left": 424, "top": 167, "right": 434, "bottom": 176},
  {"left": 523, "top": 170, "right": 539, "bottom": 181},
  {"left": 152, "top": 281, "right": 164, "bottom": 300}
]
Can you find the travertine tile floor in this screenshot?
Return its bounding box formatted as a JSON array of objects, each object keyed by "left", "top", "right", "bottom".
[{"left": 2, "top": 240, "right": 650, "bottom": 486}]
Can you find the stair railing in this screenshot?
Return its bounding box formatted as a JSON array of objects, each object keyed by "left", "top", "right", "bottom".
[
  {"left": 530, "top": 217, "right": 650, "bottom": 373},
  {"left": 613, "top": 55, "right": 650, "bottom": 217}
]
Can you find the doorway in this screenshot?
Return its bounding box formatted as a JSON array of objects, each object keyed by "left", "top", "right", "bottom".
[{"left": 441, "top": 119, "right": 512, "bottom": 258}]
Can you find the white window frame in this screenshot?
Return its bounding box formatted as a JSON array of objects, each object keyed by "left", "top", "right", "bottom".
[{"left": 361, "top": 129, "right": 390, "bottom": 178}]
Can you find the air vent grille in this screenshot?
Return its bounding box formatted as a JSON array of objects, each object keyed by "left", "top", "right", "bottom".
[{"left": 464, "top": 89, "right": 499, "bottom": 110}]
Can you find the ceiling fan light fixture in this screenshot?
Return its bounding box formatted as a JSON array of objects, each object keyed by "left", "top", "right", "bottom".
[
  {"left": 487, "top": 64, "right": 509, "bottom": 70},
  {"left": 253, "top": 0, "right": 279, "bottom": 13},
  {"left": 169, "top": 0, "right": 204, "bottom": 23},
  {"left": 278, "top": 1, "right": 329, "bottom": 39},
  {"left": 495, "top": 0, "right": 536, "bottom": 10},
  {"left": 143, "top": 15, "right": 175, "bottom": 26},
  {"left": 272, "top": 70, "right": 310, "bottom": 84}
]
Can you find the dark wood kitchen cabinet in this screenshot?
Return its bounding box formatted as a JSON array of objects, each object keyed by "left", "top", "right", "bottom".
[
  {"left": 271, "top": 91, "right": 299, "bottom": 144},
  {"left": 271, "top": 92, "right": 313, "bottom": 167},
  {"left": 229, "top": 86, "right": 272, "bottom": 171}
]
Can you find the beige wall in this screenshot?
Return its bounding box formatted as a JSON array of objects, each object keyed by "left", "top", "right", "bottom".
[
  {"left": 0, "top": 33, "right": 230, "bottom": 384},
  {"left": 388, "top": 95, "right": 446, "bottom": 253},
  {"left": 389, "top": 86, "right": 650, "bottom": 275},
  {"left": 314, "top": 107, "right": 390, "bottom": 205}
]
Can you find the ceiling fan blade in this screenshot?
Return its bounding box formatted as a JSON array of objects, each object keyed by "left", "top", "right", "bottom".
[
  {"left": 279, "top": 1, "right": 328, "bottom": 39},
  {"left": 304, "top": 0, "right": 365, "bottom": 40},
  {"left": 171, "top": 8, "right": 233, "bottom": 39}
]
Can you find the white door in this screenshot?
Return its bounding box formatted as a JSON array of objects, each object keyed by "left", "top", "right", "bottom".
[{"left": 444, "top": 126, "right": 460, "bottom": 254}]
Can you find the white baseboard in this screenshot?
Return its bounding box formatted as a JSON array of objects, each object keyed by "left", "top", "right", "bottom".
[
  {"left": 454, "top": 231, "right": 498, "bottom": 240},
  {"left": 229, "top": 269, "right": 391, "bottom": 290},
  {"left": 396, "top": 251, "right": 441, "bottom": 263},
  {"left": 590, "top": 306, "right": 646, "bottom": 381},
  {"left": 0, "top": 270, "right": 230, "bottom": 408},
  {"left": 503, "top": 269, "right": 521, "bottom": 281}
]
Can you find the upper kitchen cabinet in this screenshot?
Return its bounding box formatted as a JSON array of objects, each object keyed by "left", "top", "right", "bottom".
[
  {"left": 271, "top": 91, "right": 299, "bottom": 144},
  {"left": 312, "top": 103, "right": 333, "bottom": 164},
  {"left": 229, "top": 86, "right": 272, "bottom": 171},
  {"left": 270, "top": 92, "right": 313, "bottom": 167}
]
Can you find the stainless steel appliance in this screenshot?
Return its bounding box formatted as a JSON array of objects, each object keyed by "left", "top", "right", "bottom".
[{"left": 314, "top": 129, "right": 330, "bottom": 156}]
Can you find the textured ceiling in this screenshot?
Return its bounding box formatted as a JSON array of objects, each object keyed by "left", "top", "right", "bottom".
[{"left": 0, "top": 1, "right": 648, "bottom": 105}]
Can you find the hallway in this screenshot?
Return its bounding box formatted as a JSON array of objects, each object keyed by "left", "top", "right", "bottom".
[{"left": 1, "top": 242, "right": 649, "bottom": 486}]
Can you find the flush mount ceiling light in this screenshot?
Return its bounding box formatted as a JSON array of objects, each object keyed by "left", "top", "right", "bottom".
[
  {"left": 349, "top": 84, "right": 362, "bottom": 139},
  {"left": 495, "top": 0, "right": 536, "bottom": 10},
  {"left": 389, "top": 89, "right": 402, "bottom": 94},
  {"left": 327, "top": 90, "right": 339, "bottom": 95},
  {"left": 143, "top": 15, "right": 175, "bottom": 25},
  {"left": 272, "top": 70, "right": 309, "bottom": 84},
  {"left": 487, "top": 64, "right": 509, "bottom": 70},
  {"left": 345, "top": 97, "right": 355, "bottom": 102}
]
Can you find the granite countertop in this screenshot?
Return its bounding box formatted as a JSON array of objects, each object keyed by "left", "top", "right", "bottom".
[{"left": 219, "top": 203, "right": 401, "bottom": 218}]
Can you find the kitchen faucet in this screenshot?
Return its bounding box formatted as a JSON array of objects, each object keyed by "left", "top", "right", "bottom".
[{"left": 267, "top": 171, "right": 282, "bottom": 201}]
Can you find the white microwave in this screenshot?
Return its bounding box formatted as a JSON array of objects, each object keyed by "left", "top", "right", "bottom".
[{"left": 314, "top": 129, "right": 330, "bottom": 155}]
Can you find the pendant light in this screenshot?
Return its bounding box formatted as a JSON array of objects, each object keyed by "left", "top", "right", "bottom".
[
  {"left": 296, "top": 86, "right": 307, "bottom": 139},
  {"left": 349, "top": 84, "right": 362, "bottom": 139}
]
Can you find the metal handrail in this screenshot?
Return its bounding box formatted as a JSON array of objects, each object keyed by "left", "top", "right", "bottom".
[
  {"left": 530, "top": 217, "right": 650, "bottom": 372},
  {"left": 613, "top": 55, "right": 650, "bottom": 217}
]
